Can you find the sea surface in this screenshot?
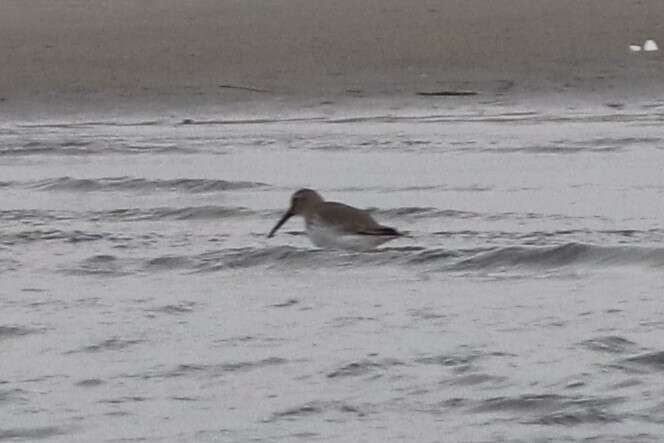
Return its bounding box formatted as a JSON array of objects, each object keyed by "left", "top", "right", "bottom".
[{"left": 2, "top": 99, "right": 664, "bottom": 442}]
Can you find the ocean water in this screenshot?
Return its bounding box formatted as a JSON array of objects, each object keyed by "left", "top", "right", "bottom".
[{"left": 2, "top": 101, "right": 664, "bottom": 442}]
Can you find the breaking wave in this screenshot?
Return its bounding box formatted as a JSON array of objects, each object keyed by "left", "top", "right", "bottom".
[
  {"left": 449, "top": 243, "right": 664, "bottom": 271},
  {"left": 57, "top": 243, "right": 664, "bottom": 276},
  {"left": 192, "top": 243, "right": 664, "bottom": 273}
]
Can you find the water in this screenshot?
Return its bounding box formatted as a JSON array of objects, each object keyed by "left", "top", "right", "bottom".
[{"left": 2, "top": 101, "right": 664, "bottom": 442}]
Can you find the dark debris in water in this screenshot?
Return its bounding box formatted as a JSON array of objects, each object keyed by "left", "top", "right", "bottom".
[{"left": 416, "top": 90, "right": 479, "bottom": 97}]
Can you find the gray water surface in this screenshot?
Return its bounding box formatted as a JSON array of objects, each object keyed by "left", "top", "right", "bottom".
[{"left": 2, "top": 102, "right": 664, "bottom": 442}]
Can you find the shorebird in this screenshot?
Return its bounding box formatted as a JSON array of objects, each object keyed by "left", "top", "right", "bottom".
[{"left": 267, "top": 189, "right": 402, "bottom": 251}]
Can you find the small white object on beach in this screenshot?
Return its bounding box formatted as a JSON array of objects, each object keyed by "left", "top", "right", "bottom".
[
  {"left": 643, "top": 39, "right": 659, "bottom": 51},
  {"left": 629, "top": 45, "right": 642, "bottom": 52}
]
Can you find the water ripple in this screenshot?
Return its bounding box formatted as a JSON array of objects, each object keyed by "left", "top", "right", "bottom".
[
  {"left": 67, "top": 338, "right": 144, "bottom": 354},
  {"left": 326, "top": 358, "right": 405, "bottom": 378},
  {"left": 269, "top": 401, "right": 366, "bottom": 422},
  {"left": 29, "top": 176, "right": 266, "bottom": 193},
  {"left": 0, "top": 326, "right": 39, "bottom": 340},
  {"left": 579, "top": 336, "right": 639, "bottom": 354},
  {"left": 473, "top": 393, "right": 625, "bottom": 426},
  {"left": 0, "top": 426, "right": 71, "bottom": 441}
]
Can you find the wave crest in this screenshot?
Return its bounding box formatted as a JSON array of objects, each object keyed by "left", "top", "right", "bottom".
[
  {"left": 451, "top": 243, "right": 664, "bottom": 271},
  {"left": 53, "top": 243, "right": 664, "bottom": 277}
]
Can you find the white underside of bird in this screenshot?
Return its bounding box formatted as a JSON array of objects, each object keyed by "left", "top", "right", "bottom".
[{"left": 306, "top": 218, "right": 395, "bottom": 252}]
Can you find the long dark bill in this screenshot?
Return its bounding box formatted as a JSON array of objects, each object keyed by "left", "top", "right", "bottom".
[{"left": 267, "top": 210, "right": 294, "bottom": 238}]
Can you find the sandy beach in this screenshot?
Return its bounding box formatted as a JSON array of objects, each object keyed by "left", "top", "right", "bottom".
[{"left": 1, "top": 0, "right": 663, "bottom": 114}]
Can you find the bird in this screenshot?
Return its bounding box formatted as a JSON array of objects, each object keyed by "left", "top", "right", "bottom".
[{"left": 267, "top": 188, "right": 402, "bottom": 251}]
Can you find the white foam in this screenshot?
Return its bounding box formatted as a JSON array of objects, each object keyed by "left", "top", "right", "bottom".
[{"left": 643, "top": 39, "right": 659, "bottom": 51}]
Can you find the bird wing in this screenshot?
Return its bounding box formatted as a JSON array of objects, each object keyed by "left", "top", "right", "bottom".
[{"left": 315, "top": 202, "right": 400, "bottom": 236}]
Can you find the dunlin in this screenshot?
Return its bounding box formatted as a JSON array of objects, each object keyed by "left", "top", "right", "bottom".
[{"left": 268, "top": 189, "right": 402, "bottom": 251}]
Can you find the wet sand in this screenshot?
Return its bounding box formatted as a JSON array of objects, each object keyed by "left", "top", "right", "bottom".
[{"left": 2, "top": 0, "right": 663, "bottom": 116}]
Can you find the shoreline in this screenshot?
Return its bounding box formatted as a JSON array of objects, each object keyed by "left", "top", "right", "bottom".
[{"left": 3, "top": 92, "right": 663, "bottom": 126}]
